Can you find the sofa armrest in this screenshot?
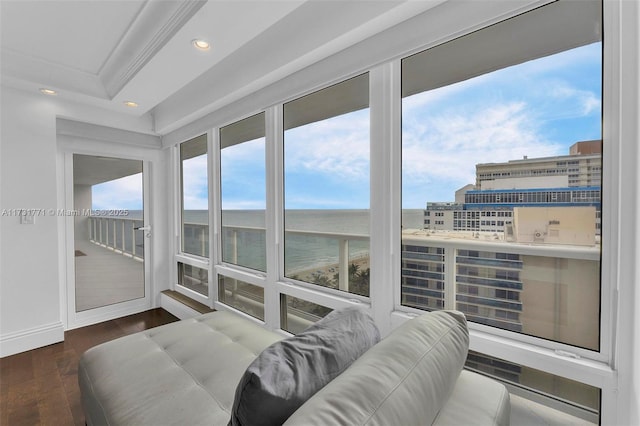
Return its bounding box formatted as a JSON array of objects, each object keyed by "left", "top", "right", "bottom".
[
  {"left": 284, "top": 310, "right": 469, "bottom": 426},
  {"left": 433, "top": 370, "right": 511, "bottom": 426}
]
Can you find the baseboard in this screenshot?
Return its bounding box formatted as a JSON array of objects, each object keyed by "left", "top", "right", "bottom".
[
  {"left": 0, "top": 322, "right": 65, "bottom": 357},
  {"left": 161, "top": 292, "right": 201, "bottom": 319}
]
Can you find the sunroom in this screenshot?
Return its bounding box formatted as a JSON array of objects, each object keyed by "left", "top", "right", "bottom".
[{"left": 1, "top": 0, "right": 638, "bottom": 424}]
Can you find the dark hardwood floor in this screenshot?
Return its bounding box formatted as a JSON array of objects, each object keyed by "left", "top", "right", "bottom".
[{"left": 0, "top": 308, "right": 179, "bottom": 426}]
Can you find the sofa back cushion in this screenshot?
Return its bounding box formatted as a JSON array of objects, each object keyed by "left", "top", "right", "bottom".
[
  {"left": 229, "top": 306, "right": 380, "bottom": 426},
  {"left": 283, "top": 310, "right": 469, "bottom": 426}
]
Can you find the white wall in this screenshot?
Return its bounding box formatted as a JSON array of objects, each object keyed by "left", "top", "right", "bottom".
[
  {"left": 0, "top": 87, "right": 65, "bottom": 354},
  {"left": 0, "top": 86, "right": 162, "bottom": 356}
]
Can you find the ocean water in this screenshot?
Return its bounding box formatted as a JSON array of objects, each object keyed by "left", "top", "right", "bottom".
[{"left": 111, "top": 209, "right": 424, "bottom": 272}]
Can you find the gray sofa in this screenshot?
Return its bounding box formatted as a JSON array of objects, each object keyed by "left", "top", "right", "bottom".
[{"left": 79, "top": 309, "right": 510, "bottom": 425}]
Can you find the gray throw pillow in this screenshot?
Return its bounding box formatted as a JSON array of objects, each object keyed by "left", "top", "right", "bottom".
[{"left": 229, "top": 306, "right": 380, "bottom": 426}]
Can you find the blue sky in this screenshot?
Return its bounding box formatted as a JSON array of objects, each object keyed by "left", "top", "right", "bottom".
[
  {"left": 221, "top": 138, "right": 266, "bottom": 210},
  {"left": 93, "top": 42, "right": 601, "bottom": 211},
  {"left": 402, "top": 42, "right": 602, "bottom": 206}
]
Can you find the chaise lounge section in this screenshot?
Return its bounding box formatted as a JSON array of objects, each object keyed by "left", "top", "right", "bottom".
[{"left": 79, "top": 308, "right": 510, "bottom": 425}]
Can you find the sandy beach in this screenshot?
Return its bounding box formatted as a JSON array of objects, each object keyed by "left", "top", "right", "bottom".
[{"left": 288, "top": 254, "right": 370, "bottom": 283}]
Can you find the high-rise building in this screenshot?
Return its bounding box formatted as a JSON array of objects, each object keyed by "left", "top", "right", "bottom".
[
  {"left": 412, "top": 142, "right": 602, "bottom": 351},
  {"left": 423, "top": 141, "right": 602, "bottom": 234},
  {"left": 475, "top": 140, "right": 602, "bottom": 189}
]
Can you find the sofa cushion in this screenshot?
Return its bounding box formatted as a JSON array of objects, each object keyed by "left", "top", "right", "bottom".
[
  {"left": 79, "top": 311, "right": 283, "bottom": 426},
  {"left": 229, "top": 306, "right": 380, "bottom": 426},
  {"left": 283, "top": 310, "right": 469, "bottom": 426}
]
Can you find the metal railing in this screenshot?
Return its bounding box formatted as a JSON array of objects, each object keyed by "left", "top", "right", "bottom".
[
  {"left": 183, "top": 222, "right": 210, "bottom": 258},
  {"left": 212, "top": 225, "right": 600, "bottom": 350},
  {"left": 88, "top": 216, "right": 145, "bottom": 260},
  {"left": 217, "top": 224, "right": 370, "bottom": 294},
  {"left": 88, "top": 216, "right": 599, "bottom": 348},
  {"left": 400, "top": 231, "right": 601, "bottom": 350}
]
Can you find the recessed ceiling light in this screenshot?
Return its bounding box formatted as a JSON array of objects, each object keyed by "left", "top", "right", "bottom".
[
  {"left": 123, "top": 101, "right": 139, "bottom": 107},
  {"left": 40, "top": 88, "right": 57, "bottom": 95},
  {"left": 192, "top": 39, "right": 210, "bottom": 51}
]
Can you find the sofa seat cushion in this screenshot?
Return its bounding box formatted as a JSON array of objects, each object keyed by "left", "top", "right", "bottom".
[
  {"left": 78, "top": 311, "right": 282, "bottom": 426},
  {"left": 283, "top": 310, "right": 469, "bottom": 426}
]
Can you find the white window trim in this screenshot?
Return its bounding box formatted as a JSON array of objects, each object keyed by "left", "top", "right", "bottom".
[
  {"left": 173, "top": 133, "right": 213, "bottom": 306},
  {"left": 167, "top": 0, "right": 634, "bottom": 421}
]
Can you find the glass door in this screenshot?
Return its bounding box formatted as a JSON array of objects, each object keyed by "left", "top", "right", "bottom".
[{"left": 72, "top": 154, "right": 146, "bottom": 312}]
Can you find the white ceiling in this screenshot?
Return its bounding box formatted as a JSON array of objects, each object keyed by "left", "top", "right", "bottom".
[
  {"left": 1, "top": 1, "right": 146, "bottom": 75},
  {"left": 0, "top": 0, "right": 442, "bottom": 134},
  {"left": 73, "top": 154, "right": 142, "bottom": 186}
]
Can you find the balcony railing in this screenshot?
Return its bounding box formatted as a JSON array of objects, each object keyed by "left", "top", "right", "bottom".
[
  {"left": 215, "top": 224, "right": 600, "bottom": 350},
  {"left": 89, "top": 214, "right": 597, "bottom": 350},
  {"left": 216, "top": 224, "right": 369, "bottom": 295},
  {"left": 88, "top": 216, "right": 145, "bottom": 260},
  {"left": 401, "top": 231, "right": 601, "bottom": 351}
]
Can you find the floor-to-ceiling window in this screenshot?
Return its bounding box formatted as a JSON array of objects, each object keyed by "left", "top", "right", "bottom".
[
  {"left": 177, "top": 134, "right": 210, "bottom": 299},
  {"left": 172, "top": 0, "right": 617, "bottom": 422},
  {"left": 280, "top": 74, "right": 370, "bottom": 332},
  {"left": 400, "top": 0, "right": 603, "bottom": 419},
  {"left": 217, "top": 113, "right": 266, "bottom": 320},
  {"left": 283, "top": 74, "right": 370, "bottom": 297}
]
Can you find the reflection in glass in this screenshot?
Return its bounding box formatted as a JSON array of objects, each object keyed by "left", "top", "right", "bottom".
[
  {"left": 466, "top": 350, "right": 600, "bottom": 422},
  {"left": 178, "top": 263, "right": 208, "bottom": 297},
  {"left": 280, "top": 294, "right": 332, "bottom": 335},
  {"left": 218, "top": 275, "right": 264, "bottom": 320}
]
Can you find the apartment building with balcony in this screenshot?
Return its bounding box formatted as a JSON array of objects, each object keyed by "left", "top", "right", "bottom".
[{"left": 1, "top": 0, "right": 639, "bottom": 424}]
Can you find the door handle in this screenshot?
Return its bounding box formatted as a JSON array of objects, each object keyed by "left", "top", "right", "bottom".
[{"left": 134, "top": 225, "right": 151, "bottom": 231}]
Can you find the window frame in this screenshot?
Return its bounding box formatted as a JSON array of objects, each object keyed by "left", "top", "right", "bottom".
[
  {"left": 210, "top": 113, "right": 270, "bottom": 319},
  {"left": 174, "top": 132, "right": 213, "bottom": 305},
  {"left": 168, "top": 0, "right": 627, "bottom": 421},
  {"left": 280, "top": 73, "right": 372, "bottom": 301},
  {"left": 217, "top": 111, "right": 268, "bottom": 274},
  {"left": 388, "top": 0, "right": 616, "bottom": 419}
]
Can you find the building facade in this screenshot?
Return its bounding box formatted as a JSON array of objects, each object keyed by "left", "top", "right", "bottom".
[
  {"left": 476, "top": 140, "right": 602, "bottom": 189},
  {"left": 424, "top": 141, "right": 603, "bottom": 234}
]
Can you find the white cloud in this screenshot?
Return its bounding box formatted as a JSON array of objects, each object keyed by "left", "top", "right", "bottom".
[
  {"left": 401, "top": 96, "right": 563, "bottom": 205},
  {"left": 92, "top": 173, "right": 143, "bottom": 210},
  {"left": 547, "top": 81, "right": 601, "bottom": 116},
  {"left": 285, "top": 109, "right": 370, "bottom": 181}
]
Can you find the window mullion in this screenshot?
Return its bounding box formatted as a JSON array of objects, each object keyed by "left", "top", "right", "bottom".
[
  {"left": 370, "top": 61, "right": 401, "bottom": 338},
  {"left": 171, "top": 145, "right": 180, "bottom": 291},
  {"left": 209, "top": 128, "right": 220, "bottom": 307},
  {"left": 264, "top": 105, "right": 283, "bottom": 330}
]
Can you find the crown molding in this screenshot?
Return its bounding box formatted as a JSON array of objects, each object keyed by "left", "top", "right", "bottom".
[{"left": 99, "top": 0, "right": 207, "bottom": 99}]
